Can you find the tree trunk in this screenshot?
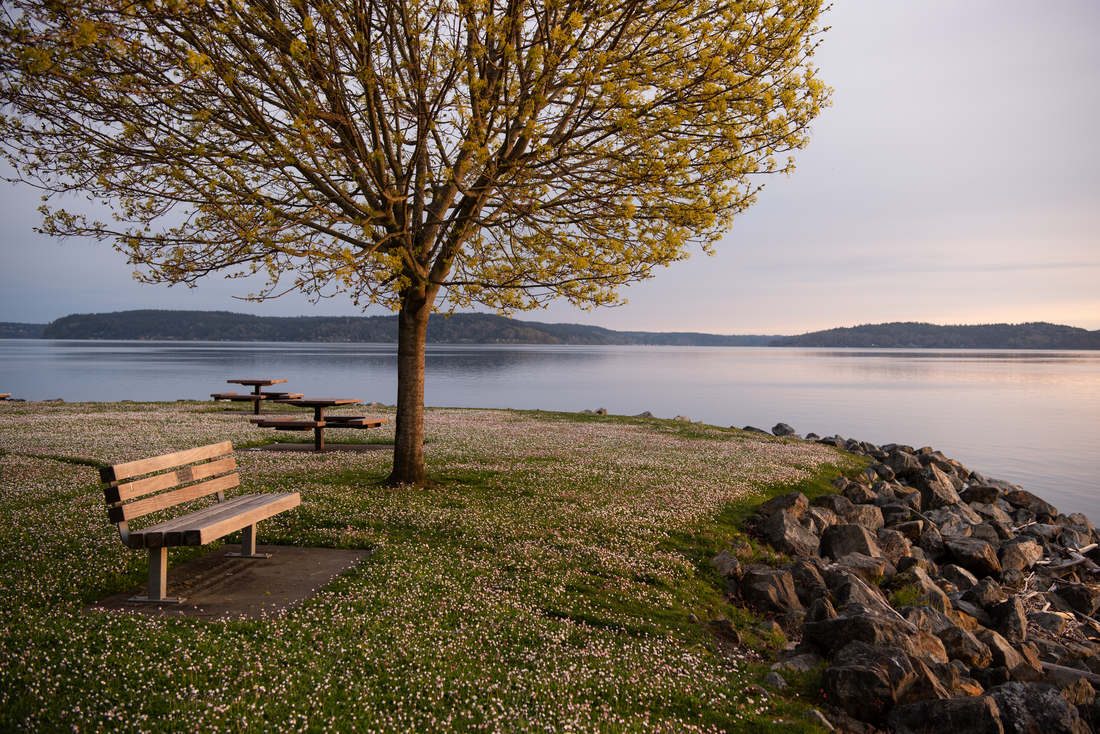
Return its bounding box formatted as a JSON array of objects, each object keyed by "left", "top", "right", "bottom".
[{"left": 387, "top": 285, "right": 437, "bottom": 485}]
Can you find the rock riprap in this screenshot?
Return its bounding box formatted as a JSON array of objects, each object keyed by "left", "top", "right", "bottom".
[{"left": 721, "top": 430, "right": 1100, "bottom": 733}]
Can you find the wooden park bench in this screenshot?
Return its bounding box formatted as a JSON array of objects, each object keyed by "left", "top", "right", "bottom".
[{"left": 100, "top": 441, "right": 300, "bottom": 603}]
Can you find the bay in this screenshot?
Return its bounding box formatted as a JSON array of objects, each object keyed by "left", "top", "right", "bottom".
[{"left": 2, "top": 339, "right": 1098, "bottom": 519}]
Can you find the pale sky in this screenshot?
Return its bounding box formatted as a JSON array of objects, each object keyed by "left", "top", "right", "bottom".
[{"left": 2, "top": 0, "right": 1098, "bottom": 334}]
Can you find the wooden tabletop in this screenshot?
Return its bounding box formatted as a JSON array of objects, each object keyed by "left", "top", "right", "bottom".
[
  {"left": 272, "top": 398, "right": 362, "bottom": 407},
  {"left": 227, "top": 379, "right": 288, "bottom": 386}
]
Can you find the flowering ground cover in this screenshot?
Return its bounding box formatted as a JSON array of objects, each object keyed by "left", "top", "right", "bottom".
[{"left": 0, "top": 401, "right": 858, "bottom": 733}]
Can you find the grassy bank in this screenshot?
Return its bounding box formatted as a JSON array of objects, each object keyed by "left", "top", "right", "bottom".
[{"left": 0, "top": 401, "right": 859, "bottom": 733}]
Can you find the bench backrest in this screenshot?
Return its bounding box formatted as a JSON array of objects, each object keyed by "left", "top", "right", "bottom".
[{"left": 100, "top": 442, "right": 239, "bottom": 540}]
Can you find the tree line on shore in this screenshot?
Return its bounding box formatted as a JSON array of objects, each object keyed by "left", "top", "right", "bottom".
[
  {"left": 771, "top": 322, "right": 1100, "bottom": 350},
  {"left": 3, "top": 312, "right": 1097, "bottom": 349},
  {"left": 20, "top": 310, "right": 778, "bottom": 346}
]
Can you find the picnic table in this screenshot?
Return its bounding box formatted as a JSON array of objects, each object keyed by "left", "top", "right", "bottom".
[
  {"left": 254, "top": 398, "right": 387, "bottom": 451},
  {"left": 210, "top": 379, "right": 303, "bottom": 415}
]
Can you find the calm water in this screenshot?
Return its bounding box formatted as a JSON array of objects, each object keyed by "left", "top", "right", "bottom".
[{"left": 2, "top": 340, "right": 1098, "bottom": 518}]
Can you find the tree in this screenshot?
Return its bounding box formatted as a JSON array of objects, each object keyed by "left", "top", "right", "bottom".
[{"left": 1, "top": 0, "right": 829, "bottom": 484}]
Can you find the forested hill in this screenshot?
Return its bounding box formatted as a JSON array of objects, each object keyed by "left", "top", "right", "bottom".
[
  {"left": 770, "top": 322, "right": 1100, "bottom": 349},
  {"left": 36, "top": 310, "right": 780, "bottom": 346},
  {"left": 25, "top": 313, "right": 1100, "bottom": 348},
  {"left": 0, "top": 322, "right": 46, "bottom": 339}
]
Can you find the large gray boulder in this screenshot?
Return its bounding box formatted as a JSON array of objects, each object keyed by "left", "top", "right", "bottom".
[
  {"left": 802, "top": 505, "right": 840, "bottom": 535},
  {"left": 813, "top": 493, "right": 854, "bottom": 517},
  {"left": 1054, "top": 584, "right": 1100, "bottom": 617},
  {"left": 976, "top": 522, "right": 1009, "bottom": 545},
  {"left": 952, "top": 597, "right": 994, "bottom": 627},
  {"left": 886, "top": 450, "right": 924, "bottom": 478},
  {"left": 924, "top": 501, "right": 985, "bottom": 528},
  {"left": 710, "top": 550, "right": 741, "bottom": 578},
  {"left": 831, "top": 572, "right": 896, "bottom": 617},
  {"left": 914, "top": 464, "right": 963, "bottom": 510},
  {"left": 1069, "top": 512, "right": 1097, "bottom": 535},
  {"left": 899, "top": 604, "right": 959, "bottom": 635},
  {"left": 843, "top": 480, "right": 879, "bottom": 505},
  {"left": 942, "top": 563, "right": 980, "bottom": 591},
  {"left": 975, "top": 629, "right": 1025, "bottom": 670},
  {"left": 788, "top": 559, "right": 828, "bottom": 607},
  {"left": 1003, "top": 489, "right": 1059, "bottom": 519},
  {"left": 876, "top": 527, "right": 913, "bottom": 563},
  {"left": 888, "top": 696, "right": 1004, "bottom": 734},
  {"left": 761, "top": 509, "right": 820, "bottom": 558},
  {"left": 971, "top": 501, "right": 1015, "bottom": 525},
  {"left": 834, "top": 553, "right": 891, "bottom": 583},
  {"left": 960, "top": 485, "right": 1003, "bottom": 505},
  {"left": 758, "top": 491, "right": 809, "bottom": 519},
  {"left": 989, "top": 596, "right": 1028, "bottom": 644},
  {"left": 871, "top": 463, "right": 896, "bottom": 481},
  {"left": 985, "top": 682, "right": 1088, "bottom": 734},
  {"left": 804, "top": 606, "right": 947, "bottom": 663},
  {"left": 936, "top": 626, "right": 994, "bottom": 668},
  {"left": 945, "top": 537, "right": 1002, "bottom": 578},
  {"left": 823, "top": 642, "right": 918, "bottom": 724},
  {"left": 891, "top": 519, "right": 926, "bottom": 540},
  {"left": 740, "top": 568, "right": 802, "bottom": 615},
  {"left": 805, "top": 595, "right": 838, "bottom": 624},
  {"left": 917, "top": 525, "right": 947, "bottom": 562},
  {"left": 900, "top": 656, "right": 959, "bottom": 706},
  {"left": 820, "top": 524, "right": 885, "bottom": 560},
  {"left": 880, "top": 503, "right": 916, "bottom": 527},
  {"left": 841, "top": 503, "right": 885, "bottom": 530},
  {"left": 963, "top": 577, "right": 1007, "bottom": 608},
  {"left": 1028, "top": 611, "right": 1069, "bottom": 636},
  {"left": 890, "top": 565, "right": 951, "bottom": 610}
]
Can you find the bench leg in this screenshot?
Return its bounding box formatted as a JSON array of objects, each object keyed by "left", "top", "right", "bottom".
[
  {"left": 225, "top": 524, "right": 272, "bottom": 559},
  {"left": 128, "top": 546, "right": 186, "bottom": 604}
]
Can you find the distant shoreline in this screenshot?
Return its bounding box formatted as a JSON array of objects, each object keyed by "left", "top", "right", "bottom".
[{"left": 2, "top": 312, "right": 1098, "bottom": 349}]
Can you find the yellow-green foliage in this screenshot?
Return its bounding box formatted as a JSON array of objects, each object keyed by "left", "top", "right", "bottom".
[{"left": 0, "top": 0, "right": 830, "bottom": 313}]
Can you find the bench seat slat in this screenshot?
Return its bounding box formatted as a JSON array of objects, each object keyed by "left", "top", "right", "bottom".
[
  {"left": 100, "top": 441, "right": 234, "bottom": 483},
  {"left": 108, "top": 473, "right": 240, "bottom": 523},
  {"left": 129, "top": 493, "right": 300, "bottom": 548}
]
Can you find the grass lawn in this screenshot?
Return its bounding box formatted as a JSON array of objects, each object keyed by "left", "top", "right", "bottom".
[{"left": 0, "top": 401, "right": 860, "bottom": 733}]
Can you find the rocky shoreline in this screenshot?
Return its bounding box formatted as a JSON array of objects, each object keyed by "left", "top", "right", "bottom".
[{"left": 719, "top": 422, "right": 1100, "bottom": 733}]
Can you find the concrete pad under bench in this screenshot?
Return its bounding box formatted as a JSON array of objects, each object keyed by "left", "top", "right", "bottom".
[
  {"left": 247, "top": 443, "right": 393, "bottom": 453},
  {"left": 84, "top": 545, "right": 371, "bottom": 620}
]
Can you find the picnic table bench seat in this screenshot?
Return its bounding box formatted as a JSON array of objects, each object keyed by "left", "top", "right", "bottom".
[
  {"left": 211, "top": 391, "right": 303, "bottom": 402},
  {"left": 100, "top": 441, "right": 299, "bottom": 603},
  {"left": 250, "top": 416, "right": 387, "bottom": 430}
]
